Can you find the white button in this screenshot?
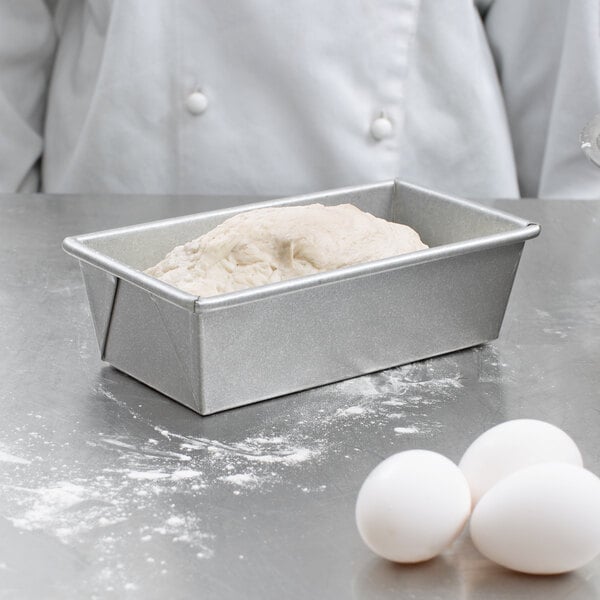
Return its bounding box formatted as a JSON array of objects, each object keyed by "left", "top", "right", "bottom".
[
  {"left": 371, "top": 116, "right": 393, "bottom": 141},
  {"left": 186, "top": 91, "right": 208, "bottom": 115}
]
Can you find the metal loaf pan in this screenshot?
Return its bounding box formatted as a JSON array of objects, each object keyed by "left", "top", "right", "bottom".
[{"left": 63, "top": 180, "right": 540, "bottom": 415}]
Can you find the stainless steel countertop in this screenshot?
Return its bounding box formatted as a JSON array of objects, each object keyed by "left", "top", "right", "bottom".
[{"left": 1, "top": 193, "right": 599, "bottom": 600}]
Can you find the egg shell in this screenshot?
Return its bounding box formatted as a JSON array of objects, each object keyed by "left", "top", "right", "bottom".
[
  {"left": 355, "top": 450, "right": 471, "bottom": 563},
  {"left": 470, "top": 462, "right": 600, "bottom": 575},
  {"left": 459, "top": 419, "right": 582, "bottom": 505}
]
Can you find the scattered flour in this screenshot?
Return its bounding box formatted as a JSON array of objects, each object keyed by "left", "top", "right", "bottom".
[
  {"left": 0, "top": 354, "right": 466, "bottom": 594},
  {"left": 0, "top": 450, "right": 30, "bottom": 465},
  {"left": 127, "top": 470, "right": 171, "bottom": 481},
  {"left": 9, "top": 482, "right": 87, "bottom": 534},
  {"left": 336, "top": 406, "right": 367, "bottom": 417},
  {"left": 171, "top": 469, "right": 202, "bottom": 481},
  {"left": 220, "top": 473, "right": 260, "bottom": 488},
  {"left": 165, "top": 516, "right": 185, "bottom": 528},
  {"left": 171, "top": 431, "right": 320, "bottom": 467},
  {"left": 542, "top": 327, "right": 568, "bottom": 339},
  {"left": 394, "top": 426, "right": 421, "bottom": 434},
  {"left": 318, "top": 359, "right": 464, "bottom": 435}
]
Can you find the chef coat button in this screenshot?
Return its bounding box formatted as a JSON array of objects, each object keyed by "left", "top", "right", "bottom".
[
  {"left": 185, "top": 91, "right": 208, "bottom": 115},
  {"left": 370, "top": 115, "right": 393, "bottom": 141}
]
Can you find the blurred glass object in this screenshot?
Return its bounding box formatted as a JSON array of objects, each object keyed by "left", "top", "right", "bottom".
[{"left": 581, "top": 115, "right": 600, "bottom": 167}]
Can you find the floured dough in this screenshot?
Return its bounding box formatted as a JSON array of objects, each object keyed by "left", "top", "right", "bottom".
[{"left": 145, "top": 203, "right": 428, "bottom": 297}]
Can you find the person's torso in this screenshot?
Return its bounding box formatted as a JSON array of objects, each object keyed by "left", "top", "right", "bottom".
[{"left": 43, "top": 0, "right": 518, "bottom": 197}]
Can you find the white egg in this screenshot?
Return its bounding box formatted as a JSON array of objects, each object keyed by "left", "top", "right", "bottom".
[
  {"left": 459, "top": 419, "right": 582, "bottom": 505},
  {"left": 470, "top": 462, "right": 600, "bottom": 574},
  {"left": 355, "top": 450, "right": 471, "bottom": 563}
]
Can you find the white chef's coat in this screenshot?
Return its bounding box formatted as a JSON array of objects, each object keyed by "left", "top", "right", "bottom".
[{"left": 1, "top": 0, "right": 599, "bottom": 198}]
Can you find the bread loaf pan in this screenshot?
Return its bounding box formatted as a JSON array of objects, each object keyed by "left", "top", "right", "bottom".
[{"left": 63, "top": 180, "right": 540, "bottom": 415}]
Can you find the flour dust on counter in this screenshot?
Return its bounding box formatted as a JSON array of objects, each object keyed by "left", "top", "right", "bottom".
[
  {"left": 0, "top": 353, "right": 467, "bottom": 595},
  {"left": 317, "top": 356, "right": 465, "bottom": 437},
  {"left": 0, "top": 450, "right": 31, "bottom": 465}
]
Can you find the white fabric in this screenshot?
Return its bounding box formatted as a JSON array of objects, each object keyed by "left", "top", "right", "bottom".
[
  {"left": 485, "top": 0, "right": 600, "bottom": 199},
  {"left": 0, "top": 0, "right": 598, "bottom": 198}
]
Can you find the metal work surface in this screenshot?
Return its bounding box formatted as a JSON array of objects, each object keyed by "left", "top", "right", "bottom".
[{"left": 1, "top": 193, "right": 599, "bottom": 599}]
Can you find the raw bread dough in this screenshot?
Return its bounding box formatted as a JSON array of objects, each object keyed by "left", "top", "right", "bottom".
[{"left": 145, "top": 203, "right": 428, "bottom": 297}]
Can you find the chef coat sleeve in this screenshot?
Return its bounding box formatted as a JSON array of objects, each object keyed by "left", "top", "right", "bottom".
[
  {"left": 482, "top": 0, "right": 600, "bottom": 199},
  {"left": 0, "top": 1, "right": 56, "bottom": 192}
]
